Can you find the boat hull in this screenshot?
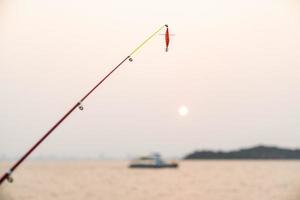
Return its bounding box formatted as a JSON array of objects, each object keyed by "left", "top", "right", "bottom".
[{"left": 129, "top": 163, "right": 178, "bottom": 168}]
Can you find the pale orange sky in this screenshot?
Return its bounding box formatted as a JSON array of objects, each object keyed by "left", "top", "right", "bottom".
[{"left": 1, "top": 0, "right": 300, "bottom": 159}]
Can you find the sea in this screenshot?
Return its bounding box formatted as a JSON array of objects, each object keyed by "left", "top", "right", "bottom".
[{"left": 0, "top": 160, "right": 300, "bottom": 200}]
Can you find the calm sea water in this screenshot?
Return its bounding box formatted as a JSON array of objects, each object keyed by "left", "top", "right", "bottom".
[{"left": 0, "top": 160, "right": 300, "bottom": 200}]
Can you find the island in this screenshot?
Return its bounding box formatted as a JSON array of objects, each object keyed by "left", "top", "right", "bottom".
[{"left": 184, "top": 145, "right": 300, "bottom": 160}]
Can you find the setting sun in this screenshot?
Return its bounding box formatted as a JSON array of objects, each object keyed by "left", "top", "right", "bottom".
[{"left": 178, "top": 106, "right": 189, "bottom": 116}]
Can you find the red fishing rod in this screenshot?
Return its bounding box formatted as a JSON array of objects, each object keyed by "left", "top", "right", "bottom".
[{"left": 0, "top": 24, "right": 170, "bottom": 186}]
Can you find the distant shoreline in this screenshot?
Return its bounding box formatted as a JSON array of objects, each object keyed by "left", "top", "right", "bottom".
[
  {"left": 2, "top": 145, "right": 300, "bottom": 161},
  {"left": 184, "top": 145, "right": 300, "bottom": 160}
]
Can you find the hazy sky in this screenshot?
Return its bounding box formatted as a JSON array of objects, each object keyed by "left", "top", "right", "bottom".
[{"left": 1, "top": 0, "right": 300, "bottom": 159}]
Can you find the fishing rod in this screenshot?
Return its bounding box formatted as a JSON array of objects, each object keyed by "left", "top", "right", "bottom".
[{"left": 0, "top": 24, "right": 170, "bottom": 186}]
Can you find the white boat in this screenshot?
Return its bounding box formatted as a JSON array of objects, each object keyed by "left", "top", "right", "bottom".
[{"left": 129, "top": 153, "right": 178, "bottom": 168}]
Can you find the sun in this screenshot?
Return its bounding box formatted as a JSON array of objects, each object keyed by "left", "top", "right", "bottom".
[{"left": 178, "top": 106, "right": 189, "bottom": 116}]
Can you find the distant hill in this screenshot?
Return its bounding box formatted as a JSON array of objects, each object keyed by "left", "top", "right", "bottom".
[{"left": 184, "top": 145, "right": 300, "bottom": 160}]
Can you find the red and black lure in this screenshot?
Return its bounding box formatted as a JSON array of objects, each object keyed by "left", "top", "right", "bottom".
[{"left": 165, "top": 25, "right": 170, "bottom": 52}]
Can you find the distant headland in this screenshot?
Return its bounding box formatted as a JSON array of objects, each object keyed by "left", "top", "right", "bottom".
[{"left": 184, "top": 145, "right": 300, "bottom": 160}]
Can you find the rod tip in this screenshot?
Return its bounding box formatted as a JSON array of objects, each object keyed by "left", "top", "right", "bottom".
[{"left": 165, "top": 24, "right": 168, "bottom": 28}]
